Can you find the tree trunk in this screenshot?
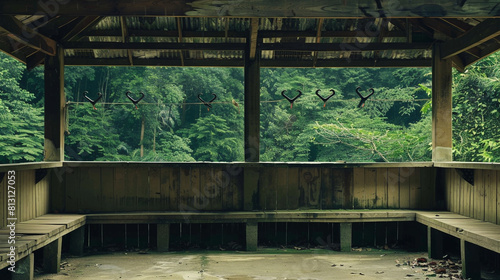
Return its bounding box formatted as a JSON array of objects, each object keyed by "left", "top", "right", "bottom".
[{"left": 140, "top": 116, "right": 145, "bottom": 158}]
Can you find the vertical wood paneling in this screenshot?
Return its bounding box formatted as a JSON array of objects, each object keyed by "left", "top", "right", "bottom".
[
  {"left": 80, "top": 167, "right": 102, "bottom": 212},
  {"left": 445, "top": 169, "right": 451, "bottom": 211},
  {"left": 299, "top": 167, "right": 320, "bottom": 208},
  {"left": 101, "top": 167, "right": 115, "bottom": 212},
  {"left": 179, "top": 167, "right": 192, "bottom": 211},
  {"left": 148, "top": 167, "right": 161, "bottom": 211},
  {"left": 287, "top": 167, "right": 300, "bottom": 209},
  {"left": 420, "top": 168, "right": 435, "bottom": 210},
  {"left": 343, "top": 169, "right": 353, "bottom": 209},
  {"left": 65, "top": 167, "right": 80, "bottom": 212},
  {"left": 474, "top": 169, "right": 485, "bottom": 220},
  {"left": 225, "top": 167, "right": 243, "bottom": 210},
  {"left": 484, "top": 170, "right": 497, "bottom": 223},
  {"left": 35, "top": 174, "right": 50, "bottom": 217},
  {"left": 364, "top": 168, "right": 377, "bottom": 209},
  {"left": 260, "top": 167, "right": 277, "bottom": 210},
  {"left": 462, "top": 177, "right": 472, "bottom": 217},
  {"left": 399, "top": 168, "right": 411, "bottom": 209},
  {"left": 375, "top": 168, "right": 388, "bottom": 208},
  {"left": 320, "top": 168, "right": 334, "bottom": 209},
  {"left": 136, "top": 168, "right": 150, "bottom": 211},
  {"left": 409, "top": 168, "right": 421, "bottom": 209},
  {"left": 165, "top": 167, "right": 180, "bottom": 211},
  {"left": 353, "top": 168, "right": 365, "bottom": 209},
  {"left": 387, "top": 168, "right": 399, "bottom": 208},
  {"left": 497, "top": 170, "right": 500, "bottom": 225},
  {"left": 114, "top": 167, "right": 126, "bottom": 211},
  {"left": 204, "top": 167, "right": 224, "bottom": 211},
  {"left": 50, "top": 168, "right": 65, "bottom": 213},
  {"left": 331, "top": 169, "right": 344, "bottom": 208},
  {"left": 276, "top": 167, "right": 288, "bottom": 210}
]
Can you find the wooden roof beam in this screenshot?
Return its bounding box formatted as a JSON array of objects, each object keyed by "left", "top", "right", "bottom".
[
  {"left": 441, "top": 18, "right": 500, "bottom": 60},
  {"left": 63, "top": 42, "right": 431, "bottom": 52},
  {"left": 312, "top": 18, "right": 324, "bottom": 67},
  {"left": 463, "top": 38, "right": 500, "bottom": 68},
  {"left": 177, "top": 17, "right": 184, "bottom": 66},
  {"left": 61, "top": 16, "right": 101, "bottom": 42},
  {"left": 63, "top": 42, "right": 247, "bottom": 50},
  {"left": 63, "top": 57, "right": 432, "bottom": 68},
  {"left": 0, "top": 15, "right": 56, "bottom": 56},
  {"left": 249, "top": 18, "right": 259, "bottom": 60},
  {"left": 120, "top": 16, "right": 133, "bottom": 65}
]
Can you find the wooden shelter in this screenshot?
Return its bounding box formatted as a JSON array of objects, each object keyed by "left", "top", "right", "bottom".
[{"left": 1, "top": 1, "right": 500, "bottom": 279}]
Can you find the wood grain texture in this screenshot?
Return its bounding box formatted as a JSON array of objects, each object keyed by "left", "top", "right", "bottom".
[
  {"left": 375, "top": 168, "right": 388, "bottom": 208},
  {"left": 387, "top": 168, "right": 399, "bottom": 208},
  {"left": 352, "top": 168, "right": 365, "bottom": 209},
  {"left": 484, "top": 170, "right": 497, "bottom": 224},
  {"left": 474, "top": 169, "right": 485, "bottom": 220},
  {"left": 287, "top": 167, "right": 300, "bottom": 210},
  {"left": 399, "top": 167, "right": 411, "bottom": 209}
]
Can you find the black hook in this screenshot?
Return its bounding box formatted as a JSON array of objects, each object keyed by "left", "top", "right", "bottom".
[
  {"left": 281, "top": 90, "right": 302, "bottom": 109},
  {"left": 315, "top": 89, "right": 335, "bottom": 107},
  {"left": 84, "top": 91, "right": 102, "bottom": 110},
  {"left": 126, "top": 91, "right": 145, "bottom": 109},
  {"left": 355, "top": 87, "right": 375, "bottom": 108},
  {"left": 198, "top": 93, "right": 217, "bottom": 111}
]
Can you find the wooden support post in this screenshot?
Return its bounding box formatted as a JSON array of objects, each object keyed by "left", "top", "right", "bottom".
[
  {"left": 246, "top": 221, "right": 258, "bottom": 251},
  {"left": 340, "top": 222, "right": 352, "bottom": 252},
  {"left": 427, "top": 227, "right": 443, "bottom": 259},
  {"left": 44, "top": 47, "right": 65, "bottom": 161},
  {"left": 43, "top": 237, "right": 62, "bottom": 273},
  {"left": 432, "top": 44, "right": 453, "bottom": 161},
  {"left": 12, "top": 253, "right": 34, "bottom": 280},
  {"left": 244, "top": 38, "right": 260, "bottom": 162},
  {"left": 461, "top": 239, "right": 481, "bottom": 280},
  {"left": 70, "top": 226, "right": 85, "bottom": 256},
  {"left": 157, "top": 224, "right": 170, "bottom": 252}
]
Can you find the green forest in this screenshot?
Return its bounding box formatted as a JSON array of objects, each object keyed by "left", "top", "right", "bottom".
[{"left": 1, "top": 51, "right": 499, "bottom": 164}]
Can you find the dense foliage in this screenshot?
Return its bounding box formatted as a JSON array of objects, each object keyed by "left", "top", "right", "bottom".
[{"left": 0, "top": 51, "right": 499, "bottom": 163}]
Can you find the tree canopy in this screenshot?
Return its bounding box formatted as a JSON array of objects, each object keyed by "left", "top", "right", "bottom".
[{"left": 0, "top": 51, "right": 499, "bottom": 163}]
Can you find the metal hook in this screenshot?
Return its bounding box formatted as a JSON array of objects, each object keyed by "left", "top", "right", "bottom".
[
  {"left": 126, "top": 91, "right": 145, "bottom": 109},
  {"left": 315, "top": 89, "right": 335, "bottom": 107},
  {"left": 281, "top": 90, "right": 302, "bottom": 109},
  {"left": 355, "top": 87, "right": 375, "bottom": 108},
  {"left": 198, "top": 93, "right": 217, "bottom": 111},
  {"left": 84, "top": 91, "right": 103, "bottom": 110}
]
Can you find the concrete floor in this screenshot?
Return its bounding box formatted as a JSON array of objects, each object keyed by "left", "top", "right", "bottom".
[{"left": 34, "top": 249, "right": 457, "bottom": 280}]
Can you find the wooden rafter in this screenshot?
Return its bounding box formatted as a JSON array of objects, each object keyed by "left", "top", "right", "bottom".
[
  {"left": 441, "top": 18, "right": 500, "bottom": 60},
  {"left": 0, "top": 15, "right": 56, "bottom": 56},
  {"left": 64, "top": 57, "right": 431, "bottom": 68},
  {"left": 63, "top": 42, "right": 432, "bottom": 52},
  {"left": 82, "top": 29, "right": 409, "bottom": 39},
  {"left": 177, "top": 17, "right": 184, "bottom": 67},
  {"left": 61, "top": 16, "right": 101, "bottom": 42},
  {"left": 249, "top": 18, "right": 259, "bottom": 60},
  {"left": 312, "top": 18, "right": 324, "bottom": 67},
  {"left": 120, "top": 16, "right": 133, "bottom": 65},
  {"left": 463, "top": 39, "right": 500, "bottom": 68}
]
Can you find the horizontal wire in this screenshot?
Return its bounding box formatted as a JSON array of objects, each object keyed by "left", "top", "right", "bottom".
[{"left": 66, "top": 98, "right": 430, "bottom": 106}]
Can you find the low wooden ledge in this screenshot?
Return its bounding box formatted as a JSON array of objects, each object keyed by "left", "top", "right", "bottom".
[
  {"left": 0, "top": 161, "right": 63, "bottom": 172},
  {"left": 434, "top": 161, "right": 500, "bottom": 170},
  {"left": 416, "top": 211, "right": 500, "bottom": 254},
  {"left": 86, "top": 210, "right": 416, "bottom": 224}
]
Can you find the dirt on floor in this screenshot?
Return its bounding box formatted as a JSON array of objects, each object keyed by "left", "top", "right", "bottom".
[{"left": 32, "top": 248, "right": 493, "bottom": 280}]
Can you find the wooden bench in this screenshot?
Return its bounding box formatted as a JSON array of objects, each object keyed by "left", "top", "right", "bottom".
[
  {"left": 86, "top": 210, "right": 416, "bottom": 252},
  {"left": 0, "top": 214, "right": 86, "bottom": 280},
  {"left": 417, "top": 211, "right": 500, "bottom": 280}
]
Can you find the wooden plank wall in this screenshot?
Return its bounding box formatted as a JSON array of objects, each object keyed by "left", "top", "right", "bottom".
[
  {"left": 52, "top": 165, "right": 244, "bottom": 213},
  {"left": 52, "top": 165, "right": 435, "bottom": 213},
  {"left": 259, "top": 166, "right": 435, "bottom": 210},
  {"left": 0, "top": 169, "right": 50, "bottom": 228},
  {"left": 444, "top": 168, "right": 499, "bottom": 225}
]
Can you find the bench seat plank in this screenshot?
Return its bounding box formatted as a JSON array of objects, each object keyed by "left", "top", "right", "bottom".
[
  {"left": 416, "top": 212, "right": 500, "bottom": 254},
  {"left": 86, "top": 210, "right": 416, "bottom": 224}
]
